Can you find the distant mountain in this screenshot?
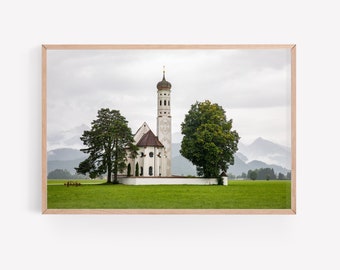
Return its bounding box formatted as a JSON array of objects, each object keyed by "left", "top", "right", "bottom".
[
  {"left": 172, "top": 156, "right": 197, "bottom": 176},
  {"left": 47, "top": 137, "right": 291, "bottom": 177},
  {"left": 171, "top": 142, "right": 197, "bottom": 175},
  {"left": 228, "top": 155, "right": 289, "bottom": 176},
  {"left": 237, "top": 137, "right": 291, "bottom": 169},
  {"left": 228, "top": 155, "right": 249, "bottom": 176},
  {"left": 235, "top": 152, "right": 248, "bottom": 162}
]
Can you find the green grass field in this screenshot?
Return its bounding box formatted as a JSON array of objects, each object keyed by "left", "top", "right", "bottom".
[{"left": 47, "top": 180, "right": 291, "bottom": 209}]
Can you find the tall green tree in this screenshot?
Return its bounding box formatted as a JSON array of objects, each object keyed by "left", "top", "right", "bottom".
[
  {"left": 248, "top": 170, "right": 257, "bottom": 180},
  {"left": 180, "top": 100, "right": 239, "bottom": 178},
  {"left": 75, "top": 108, "right": 137, "bottom": 184},
  {"left": 278, "top": 172, "right": 286, "bottom": 180}
]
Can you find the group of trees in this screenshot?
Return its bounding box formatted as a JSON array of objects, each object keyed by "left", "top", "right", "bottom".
[
  {"left": 247, "top": 168, "right": 291, "bottom": 180},
  {"left": 248, "top": 168, "right": 276, "bottom": 180},
  {"left": 227, "top": 170, "right": 291, "bottom": 180},
  {"left": 73, "top": 101, "right": 239, "bottom": 184}
]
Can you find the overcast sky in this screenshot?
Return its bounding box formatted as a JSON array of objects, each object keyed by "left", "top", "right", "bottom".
[{"left": 47, "top": 48, "right": 291, "bottom": 151}]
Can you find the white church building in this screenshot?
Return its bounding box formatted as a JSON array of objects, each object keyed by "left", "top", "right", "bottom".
[
  {"left": 122, "top": 69, "right": 226, "bottom": 185},
  {"left": 126, "top": 69, "right": 172, "bottom": 177}
]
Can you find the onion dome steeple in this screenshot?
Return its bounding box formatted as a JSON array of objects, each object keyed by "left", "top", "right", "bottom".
[{"left": 157, "top": 66, "right": 172, "bottom": 90}]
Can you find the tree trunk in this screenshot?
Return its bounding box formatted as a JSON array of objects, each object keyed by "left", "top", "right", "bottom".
[
  {"left": 107, "top": 165, "right": 112, "bottom": 183},
  {"left": 113, "top": 141, "right": 119, "bottom": 184},
  {"left": 107, "top": 151, "right": 112, "bottom": 183}
]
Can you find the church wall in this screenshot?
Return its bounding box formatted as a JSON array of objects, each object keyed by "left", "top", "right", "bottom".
[
  {"left": 118, "top": 177, "right": 228, "bottom": 186},
  {"left": 133, "top": 146, "right": 164, "bottom": 177}
]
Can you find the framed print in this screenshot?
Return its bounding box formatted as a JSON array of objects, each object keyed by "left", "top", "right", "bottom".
[{"left": 42, "top": 44, "right": 296, "bottom": 214}]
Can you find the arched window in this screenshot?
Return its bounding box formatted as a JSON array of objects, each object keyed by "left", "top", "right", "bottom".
[
  {"left": 127, "top": 163, "right": 131, "bottom": 176},
  {"left": 140, "top": 166, "right": 143, "bottom": 176},
  {"left": 164, "top": 100, "right": 167, "bottom": 106},
  {"left": 149, "top": 166, "right": 153, "bottom": 176},
  {"left": 135, "top": 162, "right": 139, "bottom": 176},
  {"left": 149, "top": 152, "right": 154, "bottom": 158},
  {"left": 168, "top": 100, "right": 170, "bottom": 106},
  {"left": 160, "top": 100, "right": 162, "bottom": 106}
]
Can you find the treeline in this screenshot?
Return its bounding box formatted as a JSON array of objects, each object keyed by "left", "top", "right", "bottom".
[
  {"left": 47, "top": 169, "right": 89, "bottom": 179},
  {"left": 228, "top": 168, "right": 291, "bottom": 180}
]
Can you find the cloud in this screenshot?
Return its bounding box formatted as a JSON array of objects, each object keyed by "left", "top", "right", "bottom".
[{"left": 46, "top": 48, "right": 292, "bottom": 149}]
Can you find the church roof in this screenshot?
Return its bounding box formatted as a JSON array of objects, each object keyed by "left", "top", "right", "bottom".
[
  {"left": 157, "top": 69, "right": 172, "bottom": 90},
  {"left": 136, "top": 130, "right": 164, "bottom": 148},
  {"left": 134, "top": 122, "right": 150, "bottom": 140}
]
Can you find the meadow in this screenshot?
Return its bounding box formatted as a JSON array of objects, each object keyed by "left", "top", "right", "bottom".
[{"left": 47, "top": 180, "right": 291, "bottom": 209}]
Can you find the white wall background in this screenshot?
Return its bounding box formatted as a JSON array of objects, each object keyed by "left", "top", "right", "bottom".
[{"left": 1, "top": 0, "right": 339, "bottom": 269}]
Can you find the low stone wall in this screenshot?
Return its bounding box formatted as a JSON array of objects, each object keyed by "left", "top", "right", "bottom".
[{"left": 118, "top": 176, "right": 228, "bottom": 185}]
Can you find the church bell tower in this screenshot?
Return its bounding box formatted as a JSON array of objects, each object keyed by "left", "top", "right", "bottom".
[{"left": 156, "top": 67, "right": 172, "bottom": 176}]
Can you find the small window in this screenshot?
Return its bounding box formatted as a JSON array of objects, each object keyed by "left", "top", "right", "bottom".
[
  {"left": 140, "top": 152, "right": 144, "bottom": 157},
  {"left": 168, "top": 101, "right": 170, "bottom": 106},
  {"left": 149, "top": 152, "right": 154, "bottom": 158},
  {"left": 140, "top": 166, "right": 144, "bottom": 176},
  {"left": 160, "top": 100, "right": 162, "bottom": 106},
  {"left": 164, "top": 100, "right": 167, "bottom": 106},
  {"left": 149, "top": 166, "right": 153, "bottom": 176}
]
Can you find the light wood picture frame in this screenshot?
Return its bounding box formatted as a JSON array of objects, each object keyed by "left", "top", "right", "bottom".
[{"left": 42, "top": 44, "right": 296, "bottom": 214}]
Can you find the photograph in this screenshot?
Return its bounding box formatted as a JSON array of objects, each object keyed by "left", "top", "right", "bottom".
[{"left": 42, "top": 44, "right": 296, "bottom": 214}]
